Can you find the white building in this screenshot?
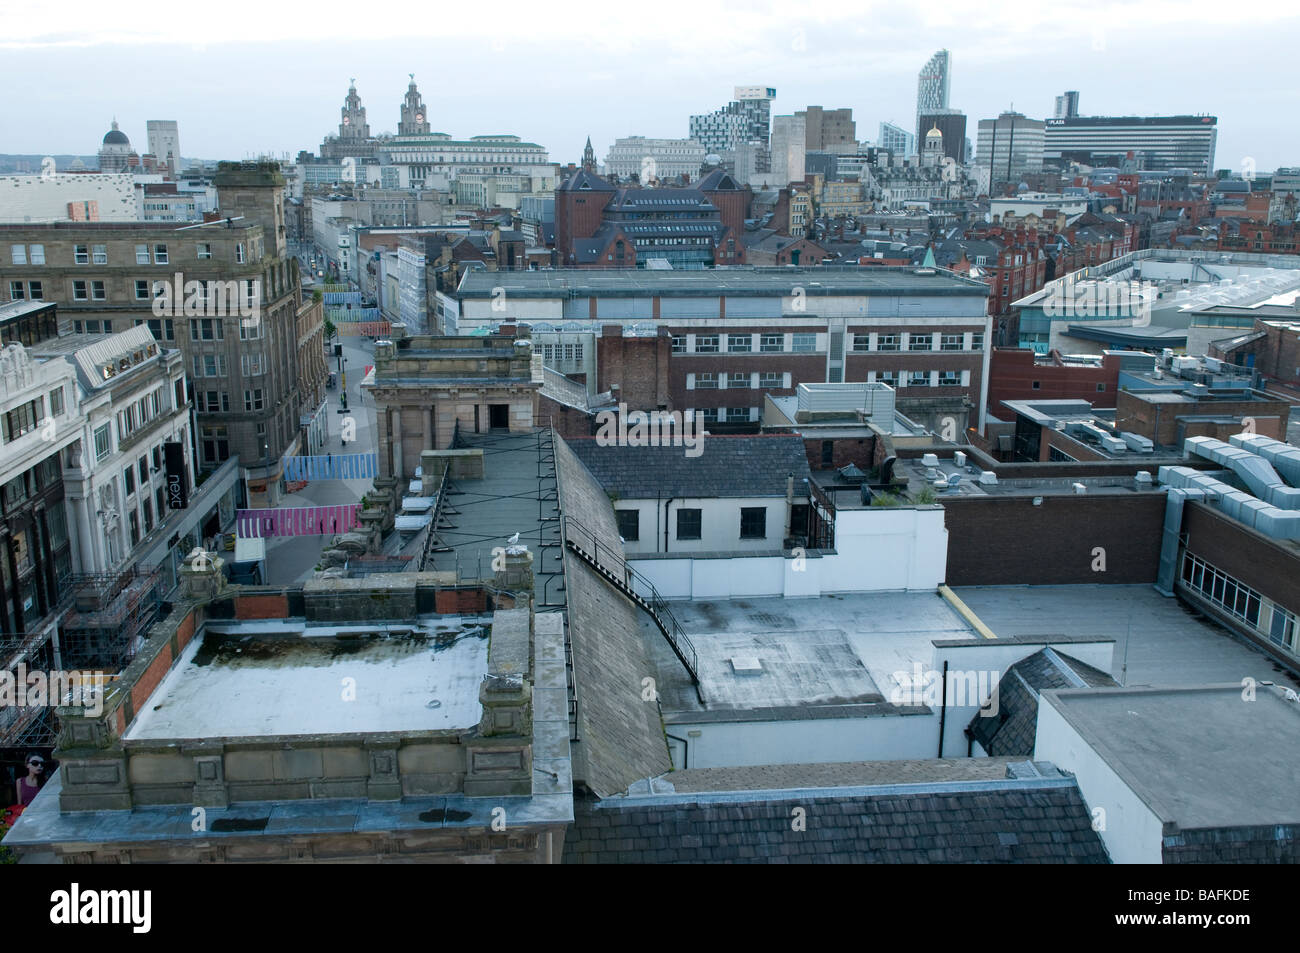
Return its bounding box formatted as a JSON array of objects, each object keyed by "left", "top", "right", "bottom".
[
  {"left": 770, "top": 116, "right": 807, "bottom": 187},
  {"left": 0, "top": 173, "right": 139, "bottom": 223},
  {"left": 32, "top": 325, "right": 191, "bottom": 573},
  {"left": 603, "top": 137, "right": 707, "bottom": 182},
  {"left": 146, "top": 121, "right": 182, "bottom": 177}
]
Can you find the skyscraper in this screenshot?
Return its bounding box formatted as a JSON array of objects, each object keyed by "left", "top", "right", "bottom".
[
  {"left": 916, "top": 50, "right": 951, "bottom": 142},
  {"left": 771, "top": 115, "right": 807, "bottom": 185},
  {"left": 976, "top": 112, "right": 1045, "bottom": 186},
  {"left": 689, "top": 86, "right": 776, "bottom": 165},
  {"left": 878, "top": 122, "right": 915, "bottom": 159},
  {"left": 1054, "top": 91, "right": 1081, "bottom": 120}
]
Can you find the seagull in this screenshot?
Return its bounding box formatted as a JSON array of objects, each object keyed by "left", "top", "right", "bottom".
[{"left": 507, "top": 532, "right": 520, "bottom": 545}]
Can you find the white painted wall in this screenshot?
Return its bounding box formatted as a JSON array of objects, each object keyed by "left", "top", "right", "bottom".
[
  {"left": 1035, "top": 694, "right": 1161, "bottom": 864},
  {"left": 0, "top": 173, "right": 138, "bottom": 223},
  {"left": 666, "top": 710, "right": 938, "bottom": 769},
  {"left": 629, "top": 505, "right": 948, "bottom": 598},
  {"left": 615, "top": 497, "right": 788, "bottom": 555}
]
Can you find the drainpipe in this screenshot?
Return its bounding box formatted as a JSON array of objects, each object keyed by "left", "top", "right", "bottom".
[
  {"left": 663, "top": 497, "right": 675, "bottom": 553},
  {"left": 937, "top": 660, "right": 949, "bottom": 758},
  {"left": 784, "top": 472, "right": 794, "bottom": 540},
  {"left": 666, "top": 732, "right": 689, "bottom": 770}
]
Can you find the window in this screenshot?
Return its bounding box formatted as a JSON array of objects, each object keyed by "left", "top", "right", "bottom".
[
  {"left": 908, "top": 333, "right": 934, "bottom": 351},
  {"left": 156, "top": 486, "right": 166, "bottom": 519},
  {"left": 615, "top": 509, "right": 639, "bottom": 542},
  {"left": 2, "top": 397, "right": 43, "bottom": 441},
  {"left": 92, "top": 244, "right": 108, "bottom": 264},
  {"left": 72, "top": 280, "right": 88, "bottom": 300},
  {"left": 124, "top": 466, "right": 135, "bottom": 496},
  {"left": 700, "top": 408, "right": 721, "bottom": 423},
  {"left": 676, "top": 508, "right": 702, "bottom": 540},
  {"left": 1031, "top": 380, "right": 1041, "bottom": 390},
  {"left": 139, "top": 456, "right": 149, "bottom": 486},
  {"left": 27, "top": 280, "right": 41, "bottom": 299},
  {"left": 201, "top": 426, "right": 229, "bottom": 464},
  {"left": 740, "top": 507, "right": 767, "bottom": 539},
  {"left": 694, "top": 373, "right": 718, "bottom": 389},
  {"left": 239, "top": 319, "right": 263, "bottom": 340},
  {"left": 726, "top": 407, "right": 749, "bottom": 422},
  {"left": 970, "top": 332, "right": 984, "bottom": 351},
  {"left": 695, "top": 334, "right": 719, "bottom": 353},
  {"left": 197, "top": 243, "right": 212, "bottom": 260},
  {"left": 244, "top": 389, "right": 264, "bottom": 412},
  {"left": 8, "top": 281, "right": 23, "bottom": 301},
  {"left": 49, "top": 388, "right": 64, "bottom": 417},
  {"left": 941, "top": 334, "right": 963, "bottom": 351},
  {"left": 154, "top": 244, "right": 168, "bottom": 264},
  {"left": 91, "top": 280, "right": 106, "bottom": 300},
  {"left": 792, "top": 333, "right": 816, "bottom": 352},
  {"left": 135, "top": 279, "right": 151, "bottom": 300},
  {"left": 939, "top": 371, "right": 960, "bottom": 386},
  {"left": 671, "top": 335, "right": 686, "bottom": 354},
  {"left": 194, "top": 354, "right": 226, "bottom": 377},
  {"left": 144, "top": 318, "right": 174, "bottom": 341},
  {"left": 136, "top": 244, "right": 150, "bottom": 265},
  {"left": 760, "top": 333, "right": 784, "bottom": 352},
  {"left": 129, "top": 510, "right": 140, "bottom": 546},
  {"left": 852, "top": 334, "right": 871, "bottom": 352},
  {"left": 94, "top": 423, "right": 112, "bottom": 461},
  {"left": 235, "top": 243, "right": 246, "bottom": 264},
  {"left": 202, "top": 391, "right": 228, "bottom": 413},
  {"left": 908, "top": 371, "right": 930, "bottom": 387},
  {"left": 759, "top": 372, "right": 783, "bottom": 389},
  {"left": 74, "top": 244, "right": 89, "bottom": 264},
  {"left": 143, "top": 497, "right": 153, "bottom": 534},
  {"left": 727, "top": 372, "right": 750, "bottom": 389},
  {"left": 877, "top": 334, "right": 900, "bottom": 351},
  {"left": 190, "top": 318, "right": 223, "bottom": 340},
  {"left": 241, "top": 353, "right": 264, "bottom": 376},
  {"left": 29, "top": 245, "right": 44, "bottom": 265},
  {"left": 10, "top": 245, "right": 25, "bottom": 265},
  {"left": 727, "top": 333, "right": 752, "bottom": 352}
]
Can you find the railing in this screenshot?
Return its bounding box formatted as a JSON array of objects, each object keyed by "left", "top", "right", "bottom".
[
  {"left": 562, "top": 514, "right": 700, "bottom": 695},
  {"left": 417, "top": 464, "right": 451, "bottom": 573}
]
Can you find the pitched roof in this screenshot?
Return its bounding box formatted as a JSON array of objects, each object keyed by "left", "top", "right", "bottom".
[
  {"left": 563, "top": 772, "right": 1111, "bottom": 863},
  {"left": 968, "top": 648, "right": 1119, "bottom": 757},
  {"left": 566, "top": 434, "right": 813, "bottom": 499},
  {"left": 558, "top": 169, "right": 616, "bottom": 193}
]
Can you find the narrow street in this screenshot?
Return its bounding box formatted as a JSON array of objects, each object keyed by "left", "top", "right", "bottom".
[{"left": 263, "top": 333, "right": 380, "bottom": 585}]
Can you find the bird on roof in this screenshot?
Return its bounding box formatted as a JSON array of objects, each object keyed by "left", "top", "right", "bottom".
[{"left": 507, "top": 532, "right": 520, "bottom": 545}]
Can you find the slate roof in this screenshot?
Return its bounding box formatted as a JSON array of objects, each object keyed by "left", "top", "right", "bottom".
[
  {"left": 968, "top": 648, "right": 1119, "bottom": 757},
  {"left": 563, "top": 774, "right": 1111, "bottom": 863},
  {"left": 555, "top": 437, "right": 673, "bottom": 797},
  {"left": 566, "top": 434, "right": 813, "bottom": 500},
  {"left": 1162, "top": 825, "right": 1299, "bottom": 863},
  {"left": 558, "top": 169, "right": 616, "bottom": 192}
]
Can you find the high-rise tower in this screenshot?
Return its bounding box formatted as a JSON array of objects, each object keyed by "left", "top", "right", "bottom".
[{"left": 916, "top": 50, "right": 951, "bottom": 144}]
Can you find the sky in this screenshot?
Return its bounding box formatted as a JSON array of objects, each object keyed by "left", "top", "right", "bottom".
[{"left": 2, "top": 0, "right": 1299, "bottom": 173}]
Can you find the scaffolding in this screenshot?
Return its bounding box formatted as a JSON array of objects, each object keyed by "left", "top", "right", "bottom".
[{"left": 59, "top": 566, "right": 164, "bottom": 671}]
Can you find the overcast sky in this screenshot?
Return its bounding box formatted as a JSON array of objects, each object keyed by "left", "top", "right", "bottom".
[{"left": 2, "top": 0, "right": 1298, "bottom": 173}]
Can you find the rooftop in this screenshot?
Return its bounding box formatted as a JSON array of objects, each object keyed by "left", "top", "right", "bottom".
[
  {"left": 1043, "top": 683, "right": 1300, "bottom": 830},
  {"left": 458, "top": 266, "right": 989, "bottom": 299},
  {"left": 123, "top": 615, "right": 490, "bottom": 740}
]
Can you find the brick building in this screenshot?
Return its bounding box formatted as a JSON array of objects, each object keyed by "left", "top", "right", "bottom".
[
  {"left": 0, "top": 162, "right": 328, "bottom": 506},
  {"left": 987, "top": 348, "right": 1123, "bottom": 413},
  {"left": 457, "top": 267, "right": 993, "bottom": 429}
]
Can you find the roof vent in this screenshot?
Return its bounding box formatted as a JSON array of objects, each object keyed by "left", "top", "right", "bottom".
[{"left": 729, "top": 657, "right": 763, "bottom": 677}]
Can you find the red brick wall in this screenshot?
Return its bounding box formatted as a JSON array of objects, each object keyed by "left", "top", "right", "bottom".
[
  {"left": 944, "top": 493, "right": 1166, "bottom": 585},
  {"left": 1116, "top": 391, "right": 1290, "bottom": 445},
  {"left": 802, "top": 435, "right": 877, "bottom": 471},
  {"left": 435, "top": 588, "right": 488, "bottom": 614},
  {"left": 235, "top": 593, "right": 290, "bottom": 619},
  {"left": 1182, "top": 501, "right": 1300, "bottom": 617},
  {"left": 597, "top": 326, "right": 671, "bottom": 409},
  {"left": 988, "top": 348, "right": 1120, "bottom": 413},
  {"left": 540, "top": 394, "right": 596, "bottom": 440}
]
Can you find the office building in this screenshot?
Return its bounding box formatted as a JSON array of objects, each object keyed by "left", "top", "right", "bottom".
[
  {"left": 976, "top": 112, "right": 1046, "bottom": 186},
  {"left": 797, "top": 106, "right": 856, "bottom": 152},
  {"left": 878, "top": 122, "right": 916, "bottom": 158},
  {"left": 916, "top": 50, "right": 952, "bottom": 140},
  {"left": 1054, "top": 91, "right": 1080, "bottom": 120},
  {"left": 146, "top": 121, "right": 181, "bottom": 177},
  {"left": 603, "top": 137, "right": 707, "bottom": 182},
  {"left": 1043, "top": 116, "right": 1218, "bottom": 174}
]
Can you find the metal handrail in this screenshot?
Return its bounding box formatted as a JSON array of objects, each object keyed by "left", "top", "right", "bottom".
[{"left": 562, "top": 514, "right": 699, "bottom": 688}]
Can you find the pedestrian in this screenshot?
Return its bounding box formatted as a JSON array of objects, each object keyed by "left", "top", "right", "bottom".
[{"left": 15, "top": 753, "right": 45, "bottom": 808}]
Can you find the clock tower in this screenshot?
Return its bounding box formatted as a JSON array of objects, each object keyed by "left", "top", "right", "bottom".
[{"left": 399, "top": 75, "right": 430, "bottom": 136}]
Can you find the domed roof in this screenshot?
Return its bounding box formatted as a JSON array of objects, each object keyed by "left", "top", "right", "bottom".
[
  {"left": 926, "top": 125, "right": 944, "bottom": 139},
  {"left": 102, "top": 119, "right": 130, "bottom": 146}
]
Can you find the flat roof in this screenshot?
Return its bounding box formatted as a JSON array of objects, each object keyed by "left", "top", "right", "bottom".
[
  {"left": 0, "top": 299, "right": 56, "bottom": 322},
  {"left": 1043, "top": 684, "right": 1300, "bottom": 829},
  {"left": 663, "top": 757, "right": 1018, "bottom": 792},
  {"left": 123, "top": 614, "right": 490, "bottom": 740},
  {"left": 458, "top": 267, "right": 989, "bottom": 299},
  {"left": 643, "top": 591, "right": 978, "bottom": 715}
]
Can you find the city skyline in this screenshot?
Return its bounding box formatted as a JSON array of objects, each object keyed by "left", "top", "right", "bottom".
[{"left": 2, "top": 0, "right": 1297, "bottom": 172}]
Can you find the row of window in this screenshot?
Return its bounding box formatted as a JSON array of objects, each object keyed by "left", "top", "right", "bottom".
[
  {"left": 9, "top": 242, "right": 243, "bottom": 267},
  {"left": 871, "top": 370, "right": 964, "bottom": 387},
  {"left": 116, "top": 387, "right": 166, "bottom": 443},
  {"left": 616, "top": 506, "right": 768, "bottom": 542},
  {"left": 198, "top": 389, "right": 264, "bottom": 414},
  {"left": 671, "top": 331, "right": 985, "bottom": 355},
  {"left": 537, "top": 343, "right": 585, "bottom": 365},
  {"left": 673, "top": 333, "right": 818, "bottom": 354},
  {"left": 690, "top": 372, "right": 785, "bottom": 390},
  {"left": 852, "top": 332, "right": 984, "bottom": 352},
  {"left": 2, "top": 394, "right": 47, "bottom": 444},
  {"left": 1181, "top": 552, "right": 1296, "bottom": 652}
]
